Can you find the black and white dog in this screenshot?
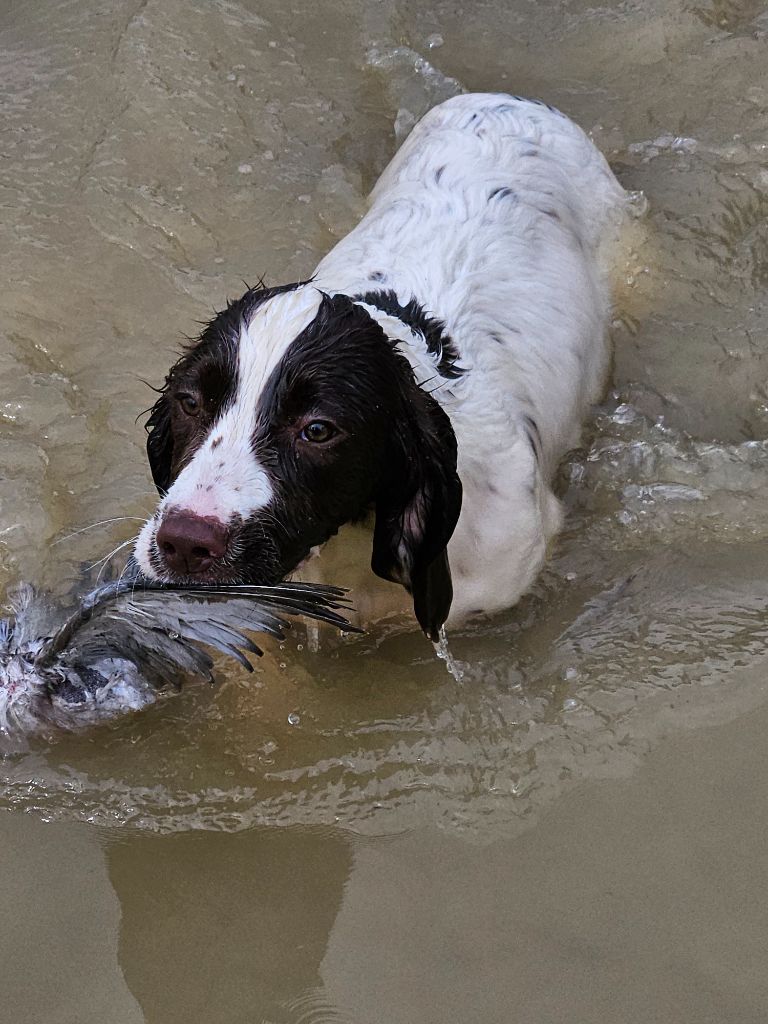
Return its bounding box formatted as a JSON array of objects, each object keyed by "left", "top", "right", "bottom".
[{"left": 135, "top": 93, "right": 627, "bottom": 640}]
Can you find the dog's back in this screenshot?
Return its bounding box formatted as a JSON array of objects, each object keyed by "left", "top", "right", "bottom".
[{"left": 314, "top": 93, "right": 628, "bottom": 621}]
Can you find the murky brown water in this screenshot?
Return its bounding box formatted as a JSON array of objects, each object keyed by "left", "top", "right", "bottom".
[{"left": 3, "top": 0, "right": 768, "bottom": 1019}]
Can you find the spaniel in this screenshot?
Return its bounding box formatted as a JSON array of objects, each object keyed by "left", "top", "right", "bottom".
[{"left": 135, "top": 93, "right": 627, "bottom": 639}]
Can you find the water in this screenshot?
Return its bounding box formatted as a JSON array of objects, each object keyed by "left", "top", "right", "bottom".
[
  {"left": 433, "top": 625, "right": 465, "bottom": 682},
  {"left": 3, "top": 0, "right": 768, "bottom": 1019}
]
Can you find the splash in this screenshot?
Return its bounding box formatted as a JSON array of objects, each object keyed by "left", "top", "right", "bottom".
[{"left": 433, "top": 625, "right": 464, "bottom": 683}]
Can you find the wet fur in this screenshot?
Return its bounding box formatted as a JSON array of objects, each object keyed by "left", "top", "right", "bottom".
[
  {"left": 142, "top": 290, "right": 461, "bottom": 639},
  {"left": 137, "top": 93, "right": 627, "bottom": 636}
]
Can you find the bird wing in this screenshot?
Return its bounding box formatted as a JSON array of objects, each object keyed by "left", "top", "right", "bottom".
[{"left": 35, "top": 580, "right": 358, "bottom": 688}]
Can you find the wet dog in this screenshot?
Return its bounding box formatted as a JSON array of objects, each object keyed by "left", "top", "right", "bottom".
[{"left": 135, "top": 93, "right": 627, "bottom": 639}]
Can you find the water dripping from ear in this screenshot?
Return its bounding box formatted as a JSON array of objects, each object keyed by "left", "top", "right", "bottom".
[{"left": 433, "top": 624, "right": 464, "bottom": 682}]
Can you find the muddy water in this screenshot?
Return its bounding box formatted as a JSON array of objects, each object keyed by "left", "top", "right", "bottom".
[{"left": 2, "top": 0, "right": 768, "bottom": 1019}]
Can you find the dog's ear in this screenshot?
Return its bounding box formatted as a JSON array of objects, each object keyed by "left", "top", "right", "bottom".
[
  {"left": 145, "top": 393, "right": 174, "bottom": 494},
  {"left": 372, "top": 390, "right": 462, "bottom": 641}
]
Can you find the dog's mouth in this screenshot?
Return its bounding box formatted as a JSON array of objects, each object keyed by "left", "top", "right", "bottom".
[
  {"left": 135, "top": 517, "right": 294, "bottom": 589},
  {"left": 147, "top": 562, "right": 256, "bottom": 587},
  {"left": 146, "top": 541, "right": 284, "bottom": 587}
]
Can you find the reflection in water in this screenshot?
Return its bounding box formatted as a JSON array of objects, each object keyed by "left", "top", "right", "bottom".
[
  {"left": 6, "top": 704, "right": 768, "bottom": 1024},
  {"left": 0, "top": 813, "right": 142, "bottom": 1023},
  {"left": 107, "top": 826, "right": 352, "bottom": 1024}
]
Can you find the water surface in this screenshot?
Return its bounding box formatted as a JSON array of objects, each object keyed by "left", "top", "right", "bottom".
[{"left": 2, "top": 0, "right": 768, "bottom": 1019}]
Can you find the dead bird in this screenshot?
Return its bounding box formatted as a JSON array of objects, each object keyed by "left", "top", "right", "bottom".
[{"left": 0, "top": 575, "right": 354, "bottom": 740}]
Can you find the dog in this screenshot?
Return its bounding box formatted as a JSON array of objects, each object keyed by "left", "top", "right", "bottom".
[{"left": 135, "top": 93, "right": 628, "bottom": 640}]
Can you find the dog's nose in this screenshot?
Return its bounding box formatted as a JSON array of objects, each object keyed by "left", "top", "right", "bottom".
[{"left": 156, "top": 511, "right": 229, "bottom": 576}]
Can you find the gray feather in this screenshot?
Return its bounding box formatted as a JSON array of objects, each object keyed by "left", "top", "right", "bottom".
[{"left": 0, "top": 576, "right": 358, "bottom": 740}]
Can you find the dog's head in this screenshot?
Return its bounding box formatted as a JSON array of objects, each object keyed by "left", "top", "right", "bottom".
[{"left": 135, "top": 283, "right": 462, "bottom": 639}]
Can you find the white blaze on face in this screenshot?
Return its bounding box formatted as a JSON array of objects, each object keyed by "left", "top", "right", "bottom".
[{"left": 135, "top": 286, "right": 324, "bottom": 575}]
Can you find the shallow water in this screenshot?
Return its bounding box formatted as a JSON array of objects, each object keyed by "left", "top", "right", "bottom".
[{"left": 3, "top": 0, "right": 768, "bottom": 1018}]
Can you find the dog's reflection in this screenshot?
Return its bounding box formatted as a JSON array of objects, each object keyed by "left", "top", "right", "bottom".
[{"left": 107, "top": 825, "right": 352, "bottom": 1023}]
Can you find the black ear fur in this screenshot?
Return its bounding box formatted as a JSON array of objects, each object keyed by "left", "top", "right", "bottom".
[
  {"left": 145, "top": 393, "right": 174, "bottom": 494},
  {"left": 371, "top": 389, "right": 462, "bottom": 641}
]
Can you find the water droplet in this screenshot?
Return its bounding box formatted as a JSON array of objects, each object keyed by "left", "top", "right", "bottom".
[
  {"left": 296, "top": 643, "right": 303, "bottom": 651},
  {"left": 612, "top": 403, "right": 637, "bottom": 425},
  {"left": 287, "top": 712, "right": 300, "bottom": 726},
  {"left": 563, "top": 698, "right": 580, "bottom": 711},
  {"left": 426, "top": 32, "right": 444, "bottom": 48},
  {"left": 563, "top": 667, "right": 579, "bottom": 682},
  {"left": 433, "top": 626, "right": 464, "bottom": 682},
  {"left": 167, "top": 630, "right": 180, "bottom": 640},
  {"left": 627, "top": 190, "right": 649, "bottom": 218}
]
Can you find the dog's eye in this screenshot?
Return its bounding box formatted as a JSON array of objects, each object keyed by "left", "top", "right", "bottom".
[
  {"left": 177, "top": 393, "right": 200, "bottom": 417},
  {"left": 300, "top": 420, "right": 337, "bottom": 443}
]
